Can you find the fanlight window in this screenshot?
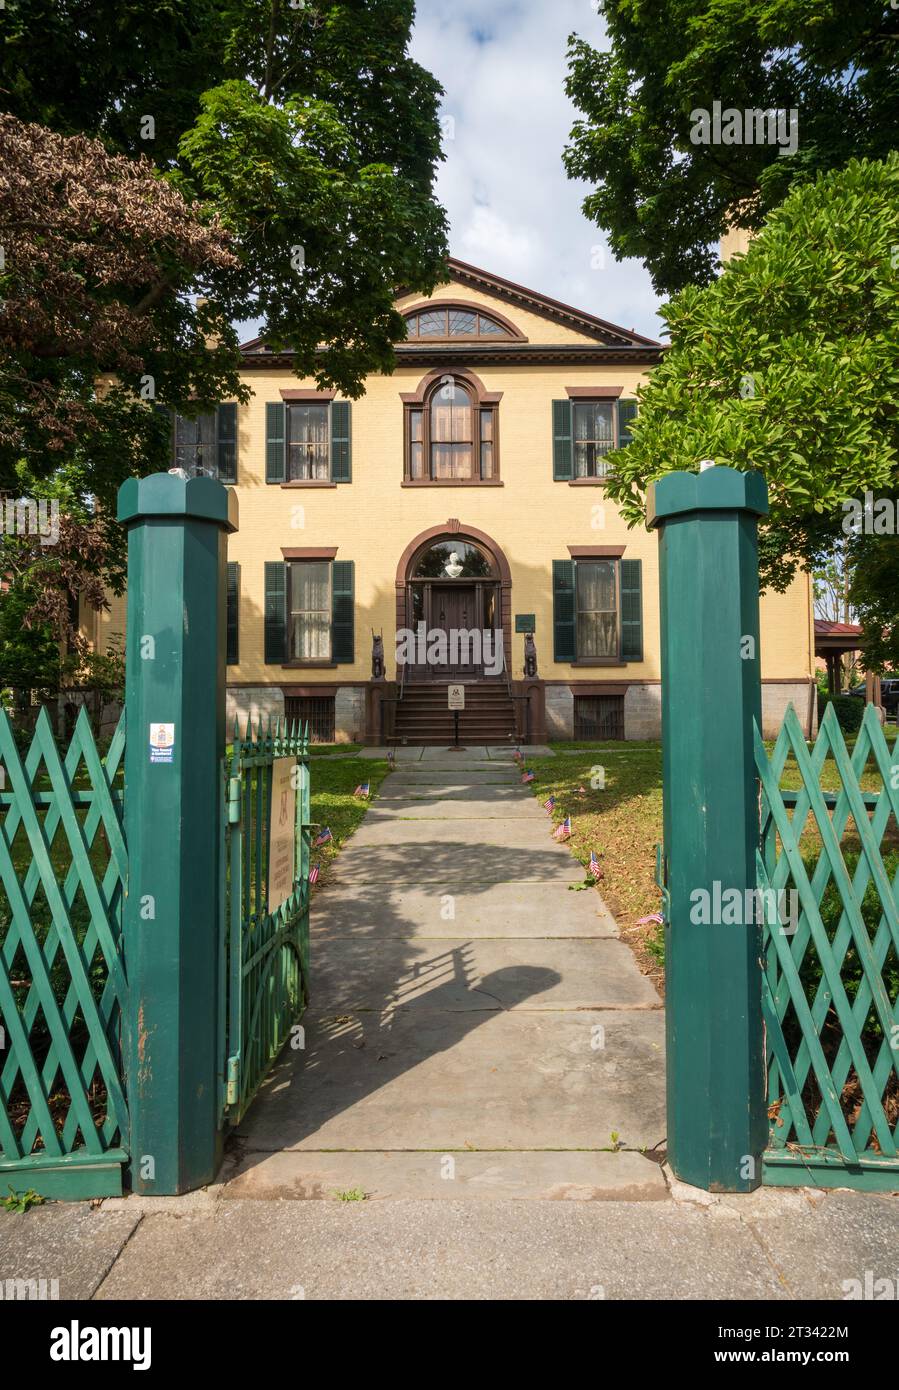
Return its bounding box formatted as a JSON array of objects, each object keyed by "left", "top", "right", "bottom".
[
  {"left": 412, "top": 541, "right": 494, "bottom": 579},
  {"left": 404, "top": 307, "right": 512, "bottom": 340}
]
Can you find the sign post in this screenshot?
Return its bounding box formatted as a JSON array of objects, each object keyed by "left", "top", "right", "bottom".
[{"left": 448, "top": 684, "right": 465, "bottom": 750}]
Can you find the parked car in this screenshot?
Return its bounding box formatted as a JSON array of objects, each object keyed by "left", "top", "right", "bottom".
[{"left": 845, "top": 679, "right": 899, "bottom": 717}]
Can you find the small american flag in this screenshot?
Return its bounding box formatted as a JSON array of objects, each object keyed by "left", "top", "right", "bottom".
[
  {"left": 543, "top": 795, "right": 555, "bottom": 813},
  {"left": 308, "top": 864, "right": 320, "bottom": 885},
  {"left": 588, "top": 851, "right": 603, "bottom": 881},
  {"left": 576, "top": 785, "right": 588, "bottom": 797},
  {"left": 313, "top": 827, "right": 333, "bottom": 847},
  {"left": 354, "top": 782, "right": 370, "bottom": 798},
  {"left": 387, "top": 750, "right": 396, "bottom": 767},
  {"left": 521, "top": 770, "right": 535, "bottom": 783},
  {"left": 512, "top": 750, "right": 523, "bottom": 763},
  {"left": 553, "top": 816, "right": 572, "bottom": 841},
  {"left": 636, "top": 913, "right": 664, "bottom": 926}
]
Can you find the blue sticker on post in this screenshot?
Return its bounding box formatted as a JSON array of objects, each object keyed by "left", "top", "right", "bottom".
[{"left": 149, "top": 723, "right": 175, "bottom": 764}]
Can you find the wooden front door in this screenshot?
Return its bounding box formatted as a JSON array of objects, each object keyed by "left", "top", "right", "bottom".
[{"left": 432, "top": 584, "right": 478, "bottom": 677}]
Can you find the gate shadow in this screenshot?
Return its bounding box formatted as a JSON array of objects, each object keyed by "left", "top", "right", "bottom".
[{"left": 230, "top": 837, "right": 568, "bottom": 1158}]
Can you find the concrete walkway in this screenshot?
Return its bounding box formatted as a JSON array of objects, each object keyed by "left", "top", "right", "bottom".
[{"left": 224, "top": 746, "right": 667, "bottom": 1199}]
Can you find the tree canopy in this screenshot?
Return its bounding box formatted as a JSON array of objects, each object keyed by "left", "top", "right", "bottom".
[
  {"left": 0, "top": 0, "right": 448, "bottom": 643},
  {"left": 564, "top": 0, "right": 899, "bottom": 296},
  {"left": 0, "top": 0, "right": 448, "bottom": 478},
  {"left": 604, "top": 155, "right": 899, "bottom": 608}
]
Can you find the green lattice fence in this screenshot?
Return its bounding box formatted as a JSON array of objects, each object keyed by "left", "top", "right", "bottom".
[
  {"left": 757, "top": 702, "right": 899, "bottom": 1190},
  {"left": 0, "top": 707, "right": 128, "bottom": 1198}
]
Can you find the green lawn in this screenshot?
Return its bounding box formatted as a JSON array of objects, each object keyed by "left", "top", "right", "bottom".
[
  {"left": 308, "top": 755, "right": 389, "bottom": 884},
  {"left": 530, "top": 746, "right": 665, "bottom": 986},
  {"left": 530, "top": 730, "right": 899, "bottom": 993}
]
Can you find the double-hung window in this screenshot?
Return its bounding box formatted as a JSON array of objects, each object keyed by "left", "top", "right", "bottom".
[
  {"left": 265, "top": 400, "right": 352, "bottom": 484},
  {"left": 552, "top": 556, "right": 643, "bottom": 664},
  {"left": 288, "top": 560, "right": 332, "bottom": 661},
  {"left": 287, "top": 404, "right": 330, "bottom": 481},
  {"left": 172, "top": 404, "right": 237, "bottom": 482},
  {"left": 573, "top": 401, "right": 615, "bottom": 479},
  {"left": 576, "top": 559, "right": 619, "bottom": 658},
  {"left": 264, "top": 558, "right": 355, "bottom": 665},
  {"left": 552, "top": 397, "right": 637, "bottom": 482}
]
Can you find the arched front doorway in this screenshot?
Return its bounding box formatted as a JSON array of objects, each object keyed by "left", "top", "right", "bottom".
[{"left": 395, "top": 524, "right": 512, "bottom": 681}]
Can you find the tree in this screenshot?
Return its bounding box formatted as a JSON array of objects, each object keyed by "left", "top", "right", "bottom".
[
  {"left": 603, "top": 155, "right": 899, "bottom": 612},
  {"left": 0, "top": 0, "right": 448, "bottom": 417},
  {"left": 0, "top": 0, "right": 448, "bottom": 636},
  {"left": 849, "top": 533, "right": 899, "bottom": 673},
  {"left": 0, "top": 114, "right": 240, "bottom": 493},
  {"left": 564, "top": 0, "right": 899, "bottom": 295}
]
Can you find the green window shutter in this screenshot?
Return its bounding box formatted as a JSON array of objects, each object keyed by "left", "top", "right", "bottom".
[
  {"left": 264, "top": 561, "right": 287, "bottom": 663},
  {"left": 226, "top": 561, "right": 239, "bottom": 665},
  {"left": 331, "top": 559, "right": 354, "bottom": 663},
  {"left": 620, "top": 558, "right": 643, "bottom": 661},
  {"left": 217, "top": 403, "right": 237, "bottom": 483},
  {"left": 265, "top": 402, "right": 286, "bottom": 483},
  {"left": 552, "top": 559, "right": 576, "bottom": 662},
  {"left": 552, "top": 399, "right": 573, "bottom": 481},
  {"left": 618, "top": 399, "right": 637, "bottom": 447},
  {"left": 331, "top": 400, "right": 352, "bottom": 482}
]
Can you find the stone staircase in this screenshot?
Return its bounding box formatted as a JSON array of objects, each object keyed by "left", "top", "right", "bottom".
[{"left": 393, "top": 681, "right": 517, "bottom": 746}]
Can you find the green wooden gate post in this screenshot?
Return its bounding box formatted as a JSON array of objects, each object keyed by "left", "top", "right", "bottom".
[
  {"left": 117, "top": 473, "right": 239, "bottom": 1194},
  {"left": 647, "top": 466, "right": 769, "bottom": 1192}
]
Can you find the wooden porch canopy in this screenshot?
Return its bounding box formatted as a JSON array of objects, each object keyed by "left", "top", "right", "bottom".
[{"left": 814, "top": 619, "right": 865, "bottom": 696}]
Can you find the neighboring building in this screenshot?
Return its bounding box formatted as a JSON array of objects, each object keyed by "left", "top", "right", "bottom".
[
  {"left": 814, "top": 619, "right": 863, "bottom": 693},
  {"left": 88, "top": 258, "right": 815, "bottom": 743}
]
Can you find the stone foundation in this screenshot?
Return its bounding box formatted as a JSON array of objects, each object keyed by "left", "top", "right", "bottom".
[
  {"left": 624, "top": 684, "right": 662, "bottom": 740},
  {"left": 761, "top": 681, "right": 817, "bottom": 738},
  {"left": 335, "top": 687, "right": 365, "bottom": 742},
  {"left": 544, "top": 685, "right": 574, "bottom": 740},
  {"left": 226, "top": 685, "right": 285, "bottom": 731}
]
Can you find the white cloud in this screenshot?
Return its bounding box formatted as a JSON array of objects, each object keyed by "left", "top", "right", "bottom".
[{"left": 411, "top": 0, "right": 664, "bottom": 339}]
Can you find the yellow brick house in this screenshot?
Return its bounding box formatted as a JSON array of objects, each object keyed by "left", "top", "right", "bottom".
[{"left": 88, "top": 257, "right": 815, "bottom": 743}]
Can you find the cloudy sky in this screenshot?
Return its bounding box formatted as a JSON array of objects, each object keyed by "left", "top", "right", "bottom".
[{"left": 410, "top": 0, "right": 665, "bottom": 341}]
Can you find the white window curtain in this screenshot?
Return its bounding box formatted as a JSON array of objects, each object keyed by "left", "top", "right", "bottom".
[
  {"left": 287, "top": 404, "right": 329, "bottom": 481},
  {"left": 573, "top": 402, "right": 614, "bottom": 478},
  {"left": 289, "top": 561, "right": 331, "bottom": 660},
  {"left": 576, "top": 560, "right": 618, "bottom": 658}
]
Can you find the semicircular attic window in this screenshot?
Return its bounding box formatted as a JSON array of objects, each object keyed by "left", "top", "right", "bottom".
[{"left": 403, "top": 305, "right": 515, "bottom": 340}]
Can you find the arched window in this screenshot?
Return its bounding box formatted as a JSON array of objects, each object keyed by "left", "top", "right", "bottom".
[
  {"left": 403, "top": 306, "right": 515, "bottom": 340},
  {"left": 405, "top": 376, "right": 497, "bottom": 482}
]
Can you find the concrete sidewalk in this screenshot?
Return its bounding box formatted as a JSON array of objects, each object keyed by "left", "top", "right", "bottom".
[{"left": 3, "top": 1180, "right": 898, "bottom": 1300}]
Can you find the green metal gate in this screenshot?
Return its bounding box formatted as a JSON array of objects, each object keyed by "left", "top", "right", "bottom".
[
  {"left": 0, "top": 707, "right": 129, "bottom": 1198},
  {"left": 758, "top": 702, "right": 899, "bottom": 1190},
  {"left": 222, "top": 717, "right": 311, "bottom": 1124}
]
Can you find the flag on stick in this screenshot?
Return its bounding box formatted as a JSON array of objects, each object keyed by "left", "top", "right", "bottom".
[
  {"left": 354, "top": 782, "right": 370, "bottom": 798},
  {"left": 313, "top": 827, "right": 333, "bottom": 847},
  {"left": 521, "top": 770, "right": 535, "bottom": 783},
  {"left": 308, "top": 864, "right": 320, "bottom": 885},
  {"left": 588, "top": 850, "right": 603, "bottom": 881},
  {"left": 543, "top": 795, "right": 556, "bottom": 814},
  {"left": 553, "top": 816, "right": 572, "bottom": 841}
]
